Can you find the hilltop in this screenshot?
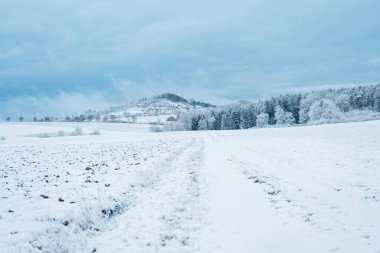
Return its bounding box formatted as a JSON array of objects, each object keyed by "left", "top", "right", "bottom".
[{"left": 67, "top": 93, "right": 214, "bottom": 124}]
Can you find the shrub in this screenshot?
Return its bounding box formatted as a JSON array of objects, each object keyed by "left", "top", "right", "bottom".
[
  {"left": 39, "top": 133, "right": 50, "bottom": 138},
  {"left": 149, "top": 125, "right": 163, "bottom": 132},
  {"left": 71, "top": 127, "right": 83, "bottom": 136},
  {"left": 57, "top": 130, "right": 65, "bottom": 137},
  {"left": 0, "top": 136, "right": 6, "bottom": 140},
  {"left": 90, "top": 129, "right": 101, "bottom": 135},
  {"left": 166, "top": 116, "right": 177, "bottom": 122},
  {"left": 163, "top": 123, "right": 185, "bottom": 131}
]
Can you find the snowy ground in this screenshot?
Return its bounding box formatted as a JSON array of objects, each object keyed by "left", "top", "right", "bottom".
[{"left": 0, "top": 121, "right": 379, "bottom": 252}]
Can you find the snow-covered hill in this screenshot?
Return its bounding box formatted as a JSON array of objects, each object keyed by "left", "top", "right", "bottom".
[{"left": 79, "top": 93, "right": 214, "bottom": 124}]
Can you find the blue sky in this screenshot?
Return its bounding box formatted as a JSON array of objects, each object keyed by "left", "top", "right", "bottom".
[{"left": 1, "top": 0, "right": 380, "bottom": 118}]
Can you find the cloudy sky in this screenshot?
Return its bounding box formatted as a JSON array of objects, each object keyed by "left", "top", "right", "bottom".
[{"left": 1, "top": 0, "right": 380, "bottom": 119}]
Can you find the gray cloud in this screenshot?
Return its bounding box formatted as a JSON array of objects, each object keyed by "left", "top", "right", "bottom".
[
  {"left": 1, "top": 0, "right": 380, "bottom": 116},
  {"left": 0, "top": 91, "right": 112, "bottom": 120}
]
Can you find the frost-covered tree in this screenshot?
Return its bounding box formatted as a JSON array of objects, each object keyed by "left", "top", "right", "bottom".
[
  {"left": 191, "top": 114, "right": 201, "bottom": 130},
  {"left": 198, "top": 117, "right": 208, "bottom": 130},
  {"left": 209, "top": 111, "right": 223, "bottom": 130},
  {"left": 375, "top": 86, "right": 380, "bottom": 112},
  {"left": 284, "top": 112, "right": 295, "bottom": 125},
  {"left": 87, "top": 115, "right": 94, "bottom": 122},
  {"left": 335, "top": 93, "right": 351, "bottom": 112},
  {"left": 176, "top": 84, "right": 380, "bottom": 131},
  {"left": 240, "top": 107, "right": 256, "bottom": 129},
  {"left": 264, "top": 99, "right": 276, "bottom": 125},
  {"left": 308, "top": 99, "right": 341, "bottom": 124},
  {"left": 299, "top": 92, "right": 320, "bottom": 123},
  {"left": 274, "top": 106, "right": 285, "bottom": 125},
  {"left": 229, "top": 109, "right": 241, "bottom": 129},
  {"left": 275, "top": 105, "right": 294, "bottom": 125},
  {"left": 220, "top": 107, "right": 241, "bottom": 130},
  {"left": 178, "top": 112, "right": 192, "bottom": 130},
  {"left": 221, "top": 113, "right": 228, "bottom": 130},
  {"left": 256, "top": 113, "right": 269, "bottom": 127}
]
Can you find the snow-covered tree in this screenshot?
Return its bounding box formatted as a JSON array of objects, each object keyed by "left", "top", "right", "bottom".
[
  {"left": 240, "top": 107, "right": 256, "bottom": 129},
  {"left": 178, "top": 112, "right": 193, "bottom": 130},
  {"left": 335, "top": 93, "right": 350, "bottom": 112},
  {"left": 274, "top": 106, "right": 284, "bottom": 125},
  {"left": 299, "top": 92, "right": 321, "bottom": 123},
  {"left": 285, "top": 112, "right": 295, "bottom": 125},
  {"left": 275, "top": 105, "right": 295, "bottom": 125},
  {"left": 229, "top": 109, "right": 241, "bottom": 130},
  {"left": 176, "top": 84, "right": 380, "bottom": 131},
  {"left": 256, "top": 113, "right": 269, "bottom": 127},
  {"left": 375, "top": 86, "right": 380, "bottom": 112},
  {"left": 198, "top": 118, "right": 208, "bottom": 130},
  {"left": 308, "top": 99, "right": 341, "bottom": 124},
  {"left": 220, "top": 107, "right": 241, "bottom": 130},
  {"left": 221, "top": 113, "right": 228, "bottom": 130}
]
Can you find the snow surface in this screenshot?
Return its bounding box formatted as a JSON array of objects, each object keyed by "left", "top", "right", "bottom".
[{"left": 0, "top": 121, "right": 379, "bottom": 252}]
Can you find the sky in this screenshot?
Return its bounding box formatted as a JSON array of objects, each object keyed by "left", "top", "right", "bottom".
[{"left": 0, "top": 0, "right": 380, "bottom": 119}]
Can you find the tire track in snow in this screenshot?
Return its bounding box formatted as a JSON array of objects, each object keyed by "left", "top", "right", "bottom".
[
  {"left": 93, "top": 137, "right": 206, "bottom": 253},
  {"left": 199, "top": 132, "right": 318, "bottom": 253},
  {"left": 205, "top": 131, "right": 380, "bottom": 253}
]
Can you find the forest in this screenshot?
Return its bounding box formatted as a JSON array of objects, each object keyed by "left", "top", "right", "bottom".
[{"left": 178, "top": 84, "right": 380, "bottom": 131}]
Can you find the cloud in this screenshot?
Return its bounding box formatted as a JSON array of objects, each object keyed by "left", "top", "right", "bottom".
[
  {"left": 0, "top": 47, "right": 23, "bottom": 60},
  {"left": 109, "top": 70, "right": 238, "bottom": 105},
  {"left": 272, "top": 82, "right": 380, "bottom": 95},
  {"left": 110, "top": 75, "right": 156, "bottom": 101},
  {"left": 1, "top": 0, "right": 380, "bottom": 117},
  {"left": 0, "top": 84, "right": 235, "bottom": 121},
  {"left": 0, "top": 91, "right": 113, "bottom": 120}
]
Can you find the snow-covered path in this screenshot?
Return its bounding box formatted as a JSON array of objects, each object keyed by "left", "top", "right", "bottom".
[
  {"left": 1, "top": 121, "right": 380, "bottom": 252},
  {"left": 199, "top": 132, "right": 313, "bottom": 252},
  {"left": 199, "top": 122, "right": 380, "bottom": 253}
]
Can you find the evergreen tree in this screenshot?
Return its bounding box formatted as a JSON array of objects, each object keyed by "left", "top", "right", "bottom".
[
  {"left": 240, "top": 107, "right": 256, "bottom": 128},
  {"left": 198, "top": 117, "right": 208, "bottom": 130}
]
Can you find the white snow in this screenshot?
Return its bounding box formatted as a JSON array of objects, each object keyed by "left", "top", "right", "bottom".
[{"left": 0, "top": 120, "right": 379, "bottom": 252}]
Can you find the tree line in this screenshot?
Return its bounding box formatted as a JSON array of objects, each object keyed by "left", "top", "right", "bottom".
[
  {"left": 5, "top": 116, "right": 57, "bottom": 122},
  {"left": 178, "top": 84, "right": 380, "bottom": 131}
]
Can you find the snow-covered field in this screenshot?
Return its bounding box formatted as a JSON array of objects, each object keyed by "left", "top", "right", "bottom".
[{"left": 1, "top": 121, "right": 379, "bottom": 252}]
